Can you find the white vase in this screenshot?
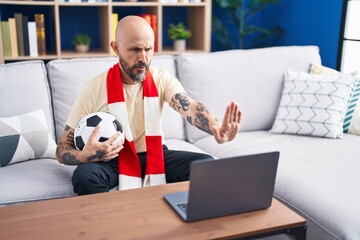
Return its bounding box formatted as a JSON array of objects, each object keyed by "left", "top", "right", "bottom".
[
  {"left": 174, "top": 39, "right": 186, "bottom": 52},
  {"left": 75, "top": 44, "right": 89, "bottom": 53}
]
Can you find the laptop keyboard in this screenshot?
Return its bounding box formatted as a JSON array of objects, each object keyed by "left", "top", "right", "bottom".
[{"left": 177, "top": 203, "right": 188, "bottom": 213}]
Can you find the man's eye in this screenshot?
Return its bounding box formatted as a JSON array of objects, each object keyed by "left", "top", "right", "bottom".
[{"left": 145, "top": 48, "right": 152, "bottom": 52}]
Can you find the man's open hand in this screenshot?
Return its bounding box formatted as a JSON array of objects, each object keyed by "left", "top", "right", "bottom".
[{"left": 210, "top": 101, "right": 242, "bottom": 144}]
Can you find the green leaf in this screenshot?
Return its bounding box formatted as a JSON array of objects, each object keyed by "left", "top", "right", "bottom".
[
  {"left": 167, "top": 22, "right": 191, "bottom": 40},
  {"left": 216, "top": 0, "right": 244, "bottom": 10}
]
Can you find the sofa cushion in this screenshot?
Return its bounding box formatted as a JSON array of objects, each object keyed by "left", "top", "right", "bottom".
[
  {"left": 176, "top": 46, "right": 321, "bottom": 142},
  {"left": 270, "top": 69, "right": 356, "bottom": 138},
  {"left": 310, "top": 64, "right": 360, "bottom": 135},
  {"left": 47, "top": 55, "right": 184, "bottom": 143},
  {"left": 0, "top": 109, "right": 56, "bottom": 167},
  {"left": 0, "top": 159, "right": 76, "bottom": 205},
  {"left": 0, "top": 60, "right": 55, "bottom": 138}
]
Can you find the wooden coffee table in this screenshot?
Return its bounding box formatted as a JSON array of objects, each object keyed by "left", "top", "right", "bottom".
[{"left": 0, "top": 182, "right": 306, "bottom": 240}]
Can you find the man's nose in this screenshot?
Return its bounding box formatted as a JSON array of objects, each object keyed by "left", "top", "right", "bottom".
[{"left": 137, "top": 49, "right": 146, "bottom": 62}]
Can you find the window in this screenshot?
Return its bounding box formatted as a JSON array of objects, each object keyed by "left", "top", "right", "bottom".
[{"left": 338, "top": 0, "right": 360, "bottom": 73}]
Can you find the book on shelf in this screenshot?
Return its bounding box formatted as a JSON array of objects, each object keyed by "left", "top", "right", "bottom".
[
  {"left": 35, "top": 14, "right": 46, "bottom": 56},
  {"left": 111, "top": 13, "right": 118, "bottom": 42},
  {"left": 28, "top": 22, "right": 38, "bottom": 57},
  {"left": 111, "top": 13, "right": 118, "bottom": 55},
  {"left": 8, "top": 18, "right": 19, "bottom": 57},
  {"left": 1, "top": 21, "right": 12, "bottom": 57},
  {"left": 22, "top": 15, "right": 30, "bottom": 56},
  {"left": 140, "top": 14, "right": 157, "bottom": 52},
  {"left": 14, "top": 13, "right": 24, "bottom": 56}
]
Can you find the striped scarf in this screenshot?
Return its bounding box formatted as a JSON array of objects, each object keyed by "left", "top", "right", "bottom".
[{"left": 106, "top": 63, "right": 166, "bottom": 190}]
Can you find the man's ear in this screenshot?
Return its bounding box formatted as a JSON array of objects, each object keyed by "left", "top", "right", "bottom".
[{"left": 110, "top": 41, "right": 120, "bottom": 55}]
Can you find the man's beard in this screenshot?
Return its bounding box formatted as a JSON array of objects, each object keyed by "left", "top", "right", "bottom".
[{"left": 120, "top": 57, "right": 150, "bottom": 82}]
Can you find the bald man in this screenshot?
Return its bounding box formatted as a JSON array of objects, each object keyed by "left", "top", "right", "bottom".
[{"left": 56, "top": 16, "right": 242, "bottom": 195}]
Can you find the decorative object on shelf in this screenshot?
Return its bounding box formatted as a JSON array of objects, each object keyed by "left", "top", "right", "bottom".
[
  {"left": 212, "top": 0, "right": 283, "bottom": 50},
  {"left": 167, "top": 22, "right": 191, "bottom": 52},
  {"left": 35, "top": 14, "right": 46, "bottom": 56},
  {"left": 72, "top": 33, "right": 91, "bottom": 53}
]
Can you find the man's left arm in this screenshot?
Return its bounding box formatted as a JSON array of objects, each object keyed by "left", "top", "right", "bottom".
[{"left": 169, "top": 92, "right": 242, "bottom": 144}]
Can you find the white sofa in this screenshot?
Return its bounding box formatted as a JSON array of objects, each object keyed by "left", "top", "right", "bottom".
[{"left": 1, "top": 46, "right": 359, "bottom": 240}]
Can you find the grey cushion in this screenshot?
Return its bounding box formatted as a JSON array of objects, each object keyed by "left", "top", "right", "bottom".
[
  {"left": 0, "top": 159, "right": 76, "bottom": 205},
  {"left": 0, "top": 60, "right": 55, "bottom": 138},
  {"left": 176, "top": 46, "right": 321, "bottom": 142}
]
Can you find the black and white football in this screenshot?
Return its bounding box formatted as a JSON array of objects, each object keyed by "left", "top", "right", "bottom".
[{"left": 74, "top": 112, "right": 124, "bottom": 151}]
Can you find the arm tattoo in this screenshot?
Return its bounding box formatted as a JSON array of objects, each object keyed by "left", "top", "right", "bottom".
[
  {"left": 196, "top": 102, "right": 209, "bottom": 113},
  {"left": 65, "top": 125, "right": 71, "bottom": 131},
  {"left": 195, "top": 112, "right": 212, "bottom": 135},
  {"left": 187, "top": 116, "right": 193, "bottom": 125},
  {"left": 61, "top": 152, "right": 82, "bottom": 165},
  {"left": 170, "top": 93, "right": 190, "bottom": 112},
  {"left": 87, "top": 150, "right": 106, "bottom": 161},
  {"left": 57, "top": 144, "right": 82, "bottom": 165},
  {"left": 66, "top": 129, "right": 75, "bottom": 143}
]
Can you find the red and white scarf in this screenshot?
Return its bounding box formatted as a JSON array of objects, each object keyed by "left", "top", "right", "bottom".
[{"left": 107, "top": 63, "right": 166, "bottom": 190}]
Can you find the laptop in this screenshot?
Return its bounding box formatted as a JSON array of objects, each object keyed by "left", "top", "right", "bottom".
[{"left": 163, "top": 151, "right": 279, "bottom": 222}]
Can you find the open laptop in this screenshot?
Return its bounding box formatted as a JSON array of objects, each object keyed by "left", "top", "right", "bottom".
[{"left": 163, "top": 151, "right": 279, "bottom": 222}]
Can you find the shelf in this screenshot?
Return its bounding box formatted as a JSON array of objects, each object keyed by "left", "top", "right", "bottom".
[
  {"left": 61, "top": 50, "right": 111, "bottom": 58},
  {"left": 0, "top": 0, "right": 211, "bottom": 64},
  {"left": 4, "top": 54, "right": 59, "bottom": 61},
  {"left": 58, "top": 2, "right": 109, "bottom": 6},
  {"left": 112, "top": 2, "right": 158, "bottom": 6},
  {"left": 0, "top": 1, "right": 55, "bottom": 6}
]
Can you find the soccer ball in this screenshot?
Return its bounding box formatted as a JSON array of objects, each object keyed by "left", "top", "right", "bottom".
[{"left": 74, "top": 112, "right": 124, "bottom": 151}]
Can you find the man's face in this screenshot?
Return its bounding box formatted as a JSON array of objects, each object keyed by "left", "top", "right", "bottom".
[{"left": 118, "top": 38, "right": 154, "bottom": 83}]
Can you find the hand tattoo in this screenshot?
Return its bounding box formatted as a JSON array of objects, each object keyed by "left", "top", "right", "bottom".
[{"left": 87, "top": 150, "right": 106, "bottom": 161}]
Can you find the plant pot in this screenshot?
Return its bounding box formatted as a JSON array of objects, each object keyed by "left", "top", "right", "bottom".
[
  {"left": 75, "top": 44, "right": 90, "bottom": 53},
  {"left": 174, "top": 39, "right": 186, "bottom": 52}
]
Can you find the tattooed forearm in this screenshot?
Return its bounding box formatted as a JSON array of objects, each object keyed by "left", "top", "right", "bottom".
[
  {"left": 195, "top": 112, "right": 212, "bottom": 135},
  {"left": 56, "top": 144, "right": 82, "bottom": 165},
  {"left": 87, "top": 150, "right": 105, "bottom": 161},
  {"left": 170, "top": 93, "right": 190, "bottom": 112},
  {"left": 187, "top": 116, "right": 193, "bottom": 125},
  {"left": 196, "top": 102, "right": 209, "bottom": 113},
  {"left": 61, "top": 152, "right": 82, "bottom": 165},
  {"left": 66, "top": 129, "right": 75, "bottom": 143}
]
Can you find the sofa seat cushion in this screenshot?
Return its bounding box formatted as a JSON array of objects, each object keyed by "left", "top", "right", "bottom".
[
  {"left": 0, "top": 159, "right": 76, "bottom": 205},
  {"left": 194, "top": 131, "right": 360, "bottom": 240},
  {"left": 165, "top": 139, "right": 212, "bottom": 156}
]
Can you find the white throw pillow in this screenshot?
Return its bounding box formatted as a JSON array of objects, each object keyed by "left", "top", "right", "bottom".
[
  {"left": 270, "top": 69, "right": 357, "bottom": 138},
  {"left": 309, "top": 64, "right": 360, "bottom": 135},
  {"left": 0, "top": 109, "right": 57, "bottom": 167}
]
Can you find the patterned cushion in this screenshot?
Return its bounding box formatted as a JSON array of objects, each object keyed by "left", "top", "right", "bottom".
[
  {"left": 270, "top": 69, "right": 357, "bottom": 138},
  {"left": 310, "top": 64, "right": 360, "bottom": 134},
  {"left": 0, "top": 109, "right": 57, "bottom": 167}
]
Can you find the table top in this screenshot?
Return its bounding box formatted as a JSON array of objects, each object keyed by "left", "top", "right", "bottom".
[{"left": 0, "top": 182, "right": 305, "bottom": 240}]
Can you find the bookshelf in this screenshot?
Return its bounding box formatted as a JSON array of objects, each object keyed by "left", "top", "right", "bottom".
[{"left": 0, "top": 0, "right": 211, "bottom": 64}]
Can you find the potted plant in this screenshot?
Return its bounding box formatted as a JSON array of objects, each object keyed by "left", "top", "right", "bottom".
[
  {"left": 72, "top": 34, "right": 91, "bottom": 53},
  {"left": 167, "top": 22, "right": 191, "bottom": 52}
]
